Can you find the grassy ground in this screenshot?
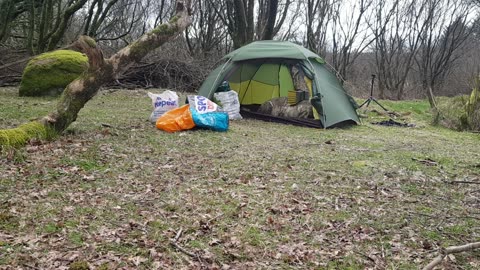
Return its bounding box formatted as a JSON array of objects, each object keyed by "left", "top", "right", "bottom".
[{"left": 0, "top": 87, "right": 479, "bottom": 269}]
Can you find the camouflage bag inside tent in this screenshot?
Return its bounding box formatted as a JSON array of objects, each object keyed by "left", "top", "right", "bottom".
[{"left": 197, "top": 41, "right": 359, "bottom": 128}]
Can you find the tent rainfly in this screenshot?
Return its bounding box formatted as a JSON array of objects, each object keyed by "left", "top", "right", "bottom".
[{"left": 197, "top": 41, "right": 360, "bottom": 128}]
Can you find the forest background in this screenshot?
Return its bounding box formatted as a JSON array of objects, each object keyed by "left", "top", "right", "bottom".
[{"left": 1, "top": 0, "right": 480, "bottom": 101}]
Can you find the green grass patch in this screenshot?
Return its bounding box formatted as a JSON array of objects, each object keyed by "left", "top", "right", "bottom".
[
  {"left": 68, "top": 231, "right": 84, "bottom": 246},
  {"left": 242, "top": 226, "right": 265, "bottom": 247},
  {"left": 1, "top": 87, "right": 479, "bottom": 269},
  {"left": 434, "top": 96, "right": 469, "bottom": 130},
  {"left": 325, "top": 255, "right": 364, "bottom": 269},
  {"left": 423, "top": 230, "right": 442, "bottom": 241},
  {"left": 0, "top": 211, "right": 19, "bottom": 232},
  {"left": 41, "top": 222, "right": 62, "bottom": 234}
]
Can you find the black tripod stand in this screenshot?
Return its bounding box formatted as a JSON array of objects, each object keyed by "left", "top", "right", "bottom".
[{"left": 358, "top": 74, "right": 388, "bottom": 111}]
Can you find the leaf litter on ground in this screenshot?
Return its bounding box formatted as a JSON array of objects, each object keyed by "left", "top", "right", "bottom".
[{"left": 0, "top": 87, "right": 479, "bottom": 269}]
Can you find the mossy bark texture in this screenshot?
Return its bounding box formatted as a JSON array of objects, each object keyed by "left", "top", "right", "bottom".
[
  {"left": 19, "top": 50, "right": 89, "bottom": 97},
  {"left": 0, "top": 0, "right": 192, "bottom": 148},
  {"left": 0, "top": 121, "right": 52, "bottom": 147}
]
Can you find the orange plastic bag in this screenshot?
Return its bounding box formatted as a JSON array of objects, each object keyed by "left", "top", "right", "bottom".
[{"left": 156, "top": 104, "right": 195, "bottom": 132}]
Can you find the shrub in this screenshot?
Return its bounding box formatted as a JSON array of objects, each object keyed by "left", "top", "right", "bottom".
[
  {"left": 465, "top": 77, "right": 480, "bottom": 131},
  {"left": 434, "top": 77, "right": 480, "bottom": 131},
  {"left": 434, "top": 96, "right": 469, "bottom": 131}
]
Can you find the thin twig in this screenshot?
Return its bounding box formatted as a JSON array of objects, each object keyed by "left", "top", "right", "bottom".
[
  {"left": 101, "top": 123, "right": 114, "bottom": 128},
  {"left": 207, "top": 213, "right": 224, "bottom": 224},
  {"left": 174, "top": 228, "right": 183, "bottom": 242},
  {"left": 169, "top": 227, "right": 198, "bottom": 259},
  {"left": 170, "top": 241, "right": 197, "bottom": 258},
  {"left": 0, "top": 75, "right": 21, "bottom": 79},
  {"left": 448, "top": 180, "right": 480, "bottom": 185},
  {"left": 423, "top": 241, "right": 480, "bottom": 270},
  {"left": 352, "top": 250, "right": 375, "bottom": 263},
  {"left": 0, "top": 57, "right": 31, "bottom": 70},
  {"left": 0, "top": 44, "right": 76, "bottom": 71},
  {"left": 22, "top": 264, "right": 40, "bottom": 270}
]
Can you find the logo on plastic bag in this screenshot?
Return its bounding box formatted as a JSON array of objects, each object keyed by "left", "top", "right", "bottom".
[
  {"left": 148, "top": 90, "right": 179, "bottom": 123},
  {"left": 154, "top": 97, "right": 177, "bottom": 107},
  {"left": 194, "top": 96, "right": 218, "bottom": 114}
]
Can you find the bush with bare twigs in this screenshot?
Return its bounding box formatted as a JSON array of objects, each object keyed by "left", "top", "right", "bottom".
[
  {"left": 0, "top": 47, "right": 27, "bottom": 86},
  {"left": 433, "top": 77, "right": 480, "bottom": 131}
]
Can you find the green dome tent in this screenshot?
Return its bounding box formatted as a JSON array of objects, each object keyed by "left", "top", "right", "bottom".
[{"left": 197, "top": 41, "right": 360, "bottom": 128}]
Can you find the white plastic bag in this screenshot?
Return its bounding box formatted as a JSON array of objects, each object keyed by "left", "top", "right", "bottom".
[
  {"left": 148, "top": 90, "right": 179, "bottom": 123},
  {"left": 213, "top": 90, "right": 242, "bottom": 120}
]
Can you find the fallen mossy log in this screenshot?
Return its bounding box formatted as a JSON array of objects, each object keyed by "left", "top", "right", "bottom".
[
  {"left": 0, "top": 122, "right": 54, "bottom": 147},
  {"left": 0, "top": 1, "right": 192, "bottom": 148}
]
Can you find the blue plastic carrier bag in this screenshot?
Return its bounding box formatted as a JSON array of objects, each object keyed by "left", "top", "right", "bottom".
[{"left": 187, "top": 95, "right": 229, "bottom": 132}]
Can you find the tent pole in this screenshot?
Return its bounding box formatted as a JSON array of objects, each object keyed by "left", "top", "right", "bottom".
[
  {"left": 240, "top": 59, "right": 265, "bottom": 103},
  {"left": 209, "top": 58, "right": 232, "bottom": 95},
  {"left": 306, "top": 59, "right": 327, "bottom": 129}
]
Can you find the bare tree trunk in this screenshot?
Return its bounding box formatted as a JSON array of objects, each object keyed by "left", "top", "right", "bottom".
[
  {"left": 372, "top": 0, "right": 430, "bottom": 100},
  {"left": 36, "top": 0, "right": 52, "bottom": 53},
  {"left": 0, "top": 0, "right": 192, "bottom": 148},
  {"left": 257, "top": 0, "right": 285, "bottom": 40},
  {"left": 0, "top": 0, "right": 30, "bottom": 43},
  {"left": 46, "top": 0, "right": 89, "bottom": 51},
  {"left": 26, "top": 0, "right": 35, "bottom": 55},
  {"left": 426, "top": 86, "right": 437, "bottom": 109},
  {"left": 246, "top": 0, "right": 255, "bottom": 42},
  {"left": 84, "top": 0, "right": 121, "bottom": 37},
  {"left": 330, "top": 0, "right": 373, "bottom": 83},
  {"left": 306, "top": 0, "right": 332, "bottom": 55},
  {"left": 186, "top": 0, "right": 227, "bottom": 56},
  {"left": 263, "top": 0, "right": 278, "bottom": 40},
  {"left": 415, "top": 0, "right": 472, "bottom": 107}
]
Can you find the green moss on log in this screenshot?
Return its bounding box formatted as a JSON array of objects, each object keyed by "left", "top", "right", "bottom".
[
  {"left": 84, "top": 36, "right": 97, "bottom": 48},
  {"left": 151, "top": 24, "right": 171, "bottom": 35},
  {"left": 0, "top": 121, "right": 54, "bottom": 147},
  {"left": 169, "top": 15, "right": 179, "bottom": 24},
  {"left": 130, "top": 21, "right": 180, "bottom": 57},
  {"left": 19, "top": 50, "right": 89, "bottom": 97}
]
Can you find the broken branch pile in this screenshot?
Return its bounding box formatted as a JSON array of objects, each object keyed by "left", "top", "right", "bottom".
[{"left": 109, "top": 58, "right": 209, "bottom": 91}]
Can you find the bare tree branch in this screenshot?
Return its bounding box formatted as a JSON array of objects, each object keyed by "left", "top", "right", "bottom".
[{"left": 423, "top": 241, "right": 480, "bottom": 270}]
